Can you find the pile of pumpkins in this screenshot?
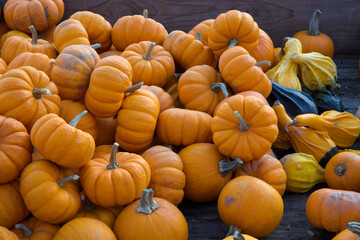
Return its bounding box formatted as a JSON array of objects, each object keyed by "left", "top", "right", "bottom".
[{"left": 0, "top": 0, "right": 360, "bottom": 239}]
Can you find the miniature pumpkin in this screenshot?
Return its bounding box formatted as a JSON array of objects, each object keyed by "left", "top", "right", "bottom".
[
  {"left": 141, "top": 85, "right": 174, "bottom": 113},
  {"left": 11, "top": 216, "right": 60, "bottom": 240},
  {"left": 211, "top": 94, "right": 278, "bottom": 161},
  {"left": 1, "top": 227, "right": 19, "bottom": 239},
  {"left": 325, "top": 152, "right": 360, "bottom": 192},
  {"left": 7, "top": 52, "right": 54, "bottom": 77},
  {"left": 51, "top": 44, "right": 100, "bottom": 100},
  {"left": 219, "top": 46, "right": 272, "bottom": 98},
  {"left": 223, "top": 226, "right": 258, "bottom": 240},
  {"left": 188, "top": 19, "right": 214, "bottom": 46},
  {"left": 85, "top": 55, "right": 132, "bottom": 117},
  {"left": 0, "top": 58, "right": 7, "bottom": 74},
  {"left": 30, "top": 112, "right": 95, "bottom": 168},
  {"left": 0, "top": 30, "right": 29, "bottom": 49},
  {"left": 99, "top": 50, "right": 122, "bottom": 59},
  {"left": 164, "top": 73, "right": 183, "bottom": 108},
  {"left": 218, "top": 176, "right": 284, "bottom": 237},
  {"left": 0, "top": 116, "right": 32, "bottom": 184},
  {"left": 112, "top": 9, "right": 168, "bottom": 51},
  {"left": 156, "top": 108, "right": 212, "bottom": 146},
  {"left": 113, "top": 189, "right": 188, "bottom": 240},
  {"left": 247, "top": 29, "right": 274, "bottom": 72},
  {"left": 141, "top": 145, "right": 185, "bottom": 205},
  {"left": 332, "top": 222, "right": 360, "bottom": 240},
  {"left": 179, "top": 143, "right": 242, "bottom": 202},
  {"left": 293, "top": 9, "right": 334, "bottom": 58},
  {"left": 4, "top": 0, "right": 64, "bottom": 34},
  {"left": 95, "top": 117, "right": 117, "bottom": 146},
  {"left": 80, "top": 143, "right": 151, "bottom": 207},
  {"left": 93, "top": 145, "right": 113, "bottom": 158},
  {"left": 38, "top": 25, "right": 56, "bottom": 43},
  {"left": 208, "top": 10, "right": 259, "bottom": 57},
  {"left": 0, "top": 66, "right": 60, "bottom": 131},
  {"left": 70, "top": 11, "right": 112, "bottom": 52},
  {"left": 306, "top": 188, "right": 360, "bottom": 232},
  {"left": 235, "top": 154, "right": 286, "bottom": 196},
  {"left": 178, "top": 64, "right": 228, "bottom": 115}
]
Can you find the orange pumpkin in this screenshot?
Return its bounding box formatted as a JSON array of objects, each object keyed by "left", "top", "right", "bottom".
[
  {"left": 0, "top": 58, "right": 7, "bottom": 74},
  {"left": 0, "top": 66, "right": 60, "bottom": 131},
  {"left": 95, "top": 117, "right": 117, "bottom": 146},
  {"left": 219, "top": 46, "right": 272, "bottom": 98},
  {"left": 208, "top": 10, "right": 259, "bottom": 57},
  {"left": 0, "top": 226, "right": 19, "bottom": 240},
  {"left": 223, "top": 226, "right": 258, "bottom": 240},
  {"left": 51, "top": 44, "right": 100, "bottom": 100},
  {"left": 188, "top": 19, "right": 214, "bottom": 46},
  {"left": 247, "top": 29, "right": 274, "bottom": 72},
  {"left": 141, "top": 85, "right": 174, "bottom": 113},
  {"left": 141, "top": 145, "right": 185, "bottom": 205},
  {"left": 85, "top": 55, "right": 132, "bottom": 117},
  {"left": 4, "top": 0, "right": 64, "bottom": 34},
  {"left": 70, "top": 11, "right": 112, "bottom": 52},
  {"left": 156, "top": 108, "right": 213, "bottom": 146},
  {"left": 11, "top": 216, "right": 60, "bottom": 239},
  {"left": 7, "top": 52, "right": 54, "bottom": 77},
  {"left": 332, "top": 222, "right": 360, "bottom": 240},
  {"left": 211, "top": 94, "right": 278, "bottom": 161},
  {"left": 164, "top": 73, "right": 183, "bottom": 108},
  {"left": 80, "top": 143, "right": 151, "bottom": 207},
  {"left": 306, "top": 188, "right": 360, "bottom": 232},
  {"left": 112, "top": 9, "right": 168, "bottom": 51},
  {"left": 0, "top": 30, "right": 29, "bottom": 49},
  {"left": 38, "top": 25, "right": 56, "bottom": 43},
  {"left": 113, "top": 189, "right": 188, "bottom": 240},
  {"left": 163, "top": 30, "right": 217, "bottom": 70},
  {"left": 93, "top": 145, "right": 113, "bottom": 158},
  {"left": 99, "top": 50, "right": 122, "bottom": 59},
  {"left": 235, "top": 154, "right": 287, "bottom": 196}
]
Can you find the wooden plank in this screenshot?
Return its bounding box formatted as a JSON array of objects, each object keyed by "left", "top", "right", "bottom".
[{"left": 58, "top": 0, "right": 360, "bottom": 56}]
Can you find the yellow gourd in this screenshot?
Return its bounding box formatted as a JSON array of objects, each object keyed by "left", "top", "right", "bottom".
[
  {"left": 280, "top": 153, "right": 325, "bottom": 193},
  {"left": 266, "top": 37, "right": 302, "bottom": 90},
  {"left": 290, "top": 52, "right": 337, "bottom": 91}
]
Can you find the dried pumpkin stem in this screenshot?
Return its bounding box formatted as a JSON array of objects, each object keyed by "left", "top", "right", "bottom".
[
  {"left": 69, "top": 110, "right": 88, "bottom": 127},
  {"left": 33, "top": 88, "right": 51, "bottom": 99},
  {"left": 107, "top": 142, "right": 120, "bottom": 170},
  {"left": 228, "top": 38, "right": 238, "bottom": 48},
  {"left": 334, "top": 164, "right": 346, "bottom": 176},
  {"left": 255, "top": 61, "right": 271, "bottom": 67},
  {"left": 174, "top": 73, "right": 183, "bottom": 78},
  {"left": 125, "top": 82, "right": 144, "bottom": 93},
  {"left": 196, "top": 32, "right": 202, "bottom": 42},
  {"left": 308, "top": 9, "right": 321, "bottom": 36},
  {"left": 346, "top": 222, "right": 360, "bottom": 237},
  {"left": 15, "top": 223, "right": 32, "bottom": 237},
  {"left": 162, "top": 144, "right": 174, "bottom": 150},
  {"left": 226, "top": 225, "right": 243, "bottom": 239},
  {"left": 81, "top": 194, "right": 96, "bottom": 211},
  {"left": 137, "top": 189, "right": 159, "bottom": 214},
  {"left": 57, "top": 175, "right": 80, "bottom": 188},
  {"left": 143, "top": 42, "right": 156, "bottom": 60},
  {"left": 280, "top": 37, "right": 290, "bottom": 54},
  {"left": 273, "top": 100, "right": 281, "bottom": 106},
  {"left": 234, "top": 111, "right": 248, "bottom": 132},
  {"left": 218, "top": 157, "right": 243, "bottom": 177},
  {"left": 90, "top": 43, "right": 102, "bottom": 50},
  {"left": 211, "top": 83, "right": 229, "bottom": 97},
  {"left": 143, "top": 9, "right": 148, "bottom": 18},
  {"left": 29, "top": 25, "right": 38, "bottom": 45},
  {"left": 285, "top": 119, "right": 299, "bottom": 133}
]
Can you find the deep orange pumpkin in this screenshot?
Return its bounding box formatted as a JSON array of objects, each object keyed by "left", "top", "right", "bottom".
[
  {"left": 7, "top": 52, "right": 54, "bottom": 77},
  {"left": 247, "top": 29, "right": 274, "bottom": 72},
  {"left": 0, "top": 226, "right": 19, "bottom": 240},
  {"left": 141, "top": 85, "right": 174, "bottom": 113},
  {"left": 188, "top": 19, "right": 214, "bottom": 46},
  {"left": 11, "top": 216, "right": 60, "bottom": 240}
]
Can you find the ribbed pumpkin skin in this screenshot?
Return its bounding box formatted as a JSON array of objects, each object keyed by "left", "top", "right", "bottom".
[
  {"left": 99, "top": 50, "right": 122, "bottom": 59},
  {"left": 141, "top": 146, "right": 185, "bottom": 205},
  {"left": 0, "top": 116, "right": 32, "bottom": 184},
  {"left": 293, "top": 31, "right": 334, "bottom": 58},
  {"left": 248, "top": 29, "right": 274, "bottom": 72},
  {"left": 0, "top": 30, "right": 29, "bottom": 49},
  {"left": 30, "top": 113, "right": 95, "bottom": 168},
  {"left": 0, "top": 226, "right": 19, "bottom": 240},
  {"left": 188, "top": 19, "right": 214, "bottom": 46},
  {"left": 7, "top": 52, "right": 54, "bottom": 77},
  {"left": 11, "top": 216, "right": 60, "bottom": 240},
  {"left": 332, "top": 228, "right": 359, "bottom": 240},
  {"left": 0, "top": 180, "right": 30, "bottom": 229},
  {"left": 0, "top": 58, "right": 7, "bottom": 74},
  {"left": 51, "top": 44, "right": 100, "bottom": 101},
  {"left": 115, "top": 89, "right": 160, "bottom": 153},
  {"left": 141, "top": 85, "right": 174, "bottom": 113},
  {"left": 0, "top": 66, "right": 60, "bottom": 131}
]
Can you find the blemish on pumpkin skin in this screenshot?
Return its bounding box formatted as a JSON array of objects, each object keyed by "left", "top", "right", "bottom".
[{"left": 225, "top": 197, "right": 234, "bottom": 206}]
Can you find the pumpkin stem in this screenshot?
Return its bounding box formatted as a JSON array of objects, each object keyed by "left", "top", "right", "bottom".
[
  {"left": 308, "top": 9, "right": 321, "bottom": 36},
  {"left": 81, "top": 194, "right": 96, "bottom": 211},
  {"left": 29, "top": 25, "right": 38, "bottom": 45},
  {"left": 15, "top": 223, "right": 32, "bottom": 237},
  {"left": 69, "top": 110, "right": 87, "bottom": 128},
  {"left": 280, "top": 37, "right": 290, "bottom": 54},
  {"left": 211, "top": 83, "right": 229, "bottom": 98},
  {"left": 137, "top": 189, "right": 159, "bottom": 214},
  {"left": 334, "top": 164, "right": 346, "bottom": 176},
  {"left": 107, "top": 142, "right": 120, "bottom": 170},
  {"left": 33, "top": 88, "right": 51, "bottom": 99},
  {"left": 234, "top": 111, "right": 248, "bottom": 132},
  {"left": 174, "top": 73, "right": 183, "bottom": 78},
  {"left": 125, "top": 82, "right": 144, "bottom": 93},
  {"left": 162, "top": 144, "right": 174, "bottom": 150},
  {"left": 143, "top": 9, "right": 148, "bottom": 18},
  {"left": 255, "top": 61, "right": 271, "bottom": 67},
  {"left": 285, "top": 119, "right": 299, "bottom": 133},
  {"left": 225, "top": 225, "right": 244, "bottom": 240},
  {"left": 90, "top": 43, "right": 102, "bottom": 50},
  {"left": 228, "top": 38, "right": 238, "bottom": 48},
  {"left": 273, "top": 100, "right": 281, "bottom": 106},
  {"left": 218, "top": 157, "right": 243, "bottom": 177},
  {"left": 143, "top": 42, "right": 156, "bottom": 60},
  {"left": 346, "top": 222, "right": 360, "bottom": 237},
  {"left": 196, "top": 32, "right": 202, "bottom": 42},
  {"left": 57, "top": 175, "right": 80, "bottom": 188}
]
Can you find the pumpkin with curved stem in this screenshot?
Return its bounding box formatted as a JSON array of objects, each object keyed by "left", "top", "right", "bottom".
[
  {"left": 0, "top": 66, "right": 60, "bottom": 131},
  {"left": 112, "top": 9, "right": 168, "bottom": 51},
  {"left": 121, "top": 41, "right": 175, "bottom": 87},
  {"left": 223, "top": 226, "right": 258, "bottom": 240},
  {"left": 11, "top": 216, "right": 60, "bottom": 240},
  {"left": 30, "top": 111, "right": 95, "bottom": 168},
  {"left": 178, "top": 64, "right": 229, "bottom": 115},
  {"left": 80, "top": 143, "right": 151, "bottom": 207},
  {"left": 188, "top": 19, "right": 214, "bottom": 46},
  {"left": 141, "top": 85, "right": 174, "bottom": 113},
  {"left": 306, "top": 188, "right": 360, "bottom": 232},
  {"left": 247, "top": 29, "right": 274, "bottom": 72},
  {"left": 218, "top": 176, "right": 284, "bottom": 237},
  {"left": 156, "top": 108, "right": 213, "bottom": 146},
  {"left": 235, "top": 154, "right": 287, "bottom": 196},
  {"left": 53, "top": 19, "right": 90, "bottom": 53},
  {"left": 85, "top": 55, "right": 132, "bottom": 118},
  {"left": 95, "top": 117, "right": 117, "bottom": 146},
  {"left": 4, "top": 0, "right": 64, "bottom": 34},
  {"left": 332, "top": 222, "right": 360, "bottom": 240},
  {"left": 219, "top": 46, "right": 272, "bottom": 98},
  {"left": 179, "top": 143, "right": 242, "bottom": 202},
  {"left": 53, "top": 218, "right": 116, "bottom": 240},
  {"left": 293, "top": 9, "right": 334, "bottom": 58},
  {"left": 0, "top": 30, "right": 29, "bottom": 49},
  {"left": 51, "top": 44, "right": 100, "bottom": 100},
  {"left": 163, "top": 30, "right": 217, "bottom": 70},
  {"left": 113, "top": 189, "right": 188, "bottom": 240},
  {"left": 99, "top": 50, "right": 122, "bottom": 59},
  {"left": 7, "top": 52, "right": 54, "bottom": 77},
  {"left": 0, "top": 116, "right": 32, "bottom": 184},
  {"left": 211, "top": 94, "right": 278, "bottom": 161},
  {"left": 208, "top": 10, "right": 259, "bottom": 57},
  {"left": 70, "top": 11, "right": 112, "bottom": 52}
]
